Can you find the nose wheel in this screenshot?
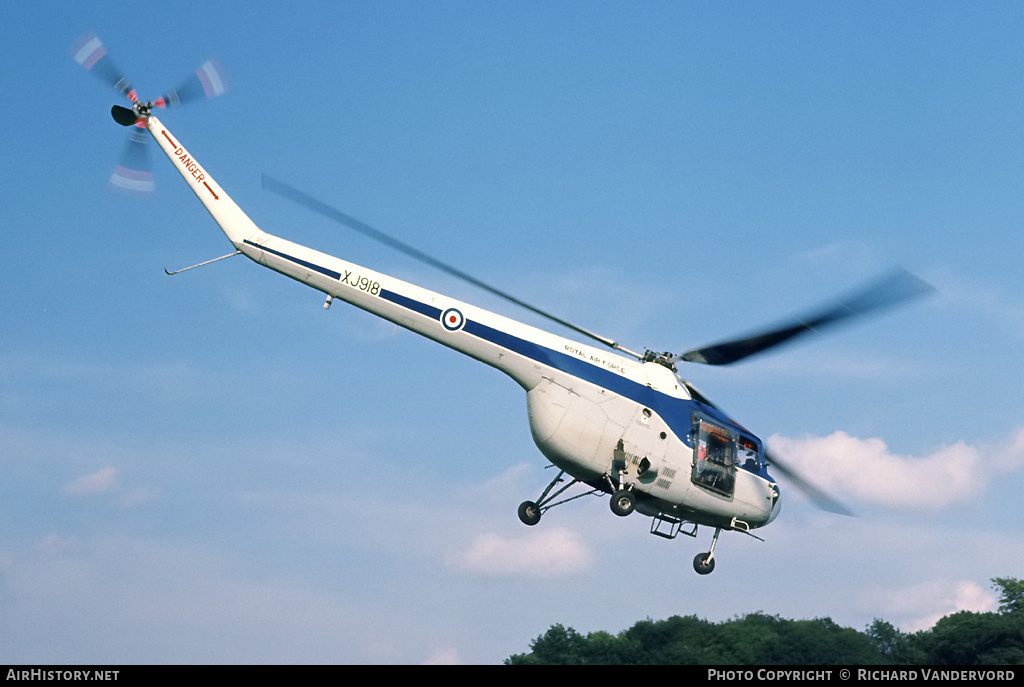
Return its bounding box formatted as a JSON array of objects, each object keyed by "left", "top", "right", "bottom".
[
  {"left": 692, "top": 527, "right": 722, "bottom": 575},
  {"left": 693, "top": 552, "right": 715, "bottom": 575}
]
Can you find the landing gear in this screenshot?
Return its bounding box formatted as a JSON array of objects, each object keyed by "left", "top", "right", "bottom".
[
  {"left": 693, "top": 552, "right": 715, "bottom": 575},
  {"left": 516, "top": 468, "right": 601, "bottom": 526},
  {"left": 610, "top": 489, "right": 635, "bottom": 517},
  {"left": 692, "top": 526, "right": 722, "bottom": 575},
  {"left": 518, "top": 500, "right": 541, "bottom": 526}
]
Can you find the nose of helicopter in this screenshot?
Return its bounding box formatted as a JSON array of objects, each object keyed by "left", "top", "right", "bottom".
[{"left": 765, "top": 481, "right": 782, "bottom": 525}]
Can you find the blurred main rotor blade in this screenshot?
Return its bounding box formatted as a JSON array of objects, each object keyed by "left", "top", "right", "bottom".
[
  {"left": 676, "top": 270, "right": 934, "bottom": 366},
  {"left": 261, "top": 175, "right": 637, "bottom": 356},
  {"left": 763, "top": 447, "right": 854, "bottom": 516},
  {"left": 680, "top": 380, "right": 853, "bottom": 516},
  {"left": 110, "top": 125, "right": 154, "bottom": 194},
  {"left": 70, "top": 31, "right": 137, "bottom": 102},
  {"left": 154, "top": 58, "right": 228, "bottom": 107}
]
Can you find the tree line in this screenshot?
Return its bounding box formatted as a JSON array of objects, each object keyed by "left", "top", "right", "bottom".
[{"left": 505, "top": 577, "right": 1024, "bottom": 665}]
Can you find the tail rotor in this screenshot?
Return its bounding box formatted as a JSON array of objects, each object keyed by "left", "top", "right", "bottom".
[{"left": 71, "top": 31, "right": 227, "bottom": 193}]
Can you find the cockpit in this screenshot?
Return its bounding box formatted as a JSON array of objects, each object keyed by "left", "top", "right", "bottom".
[
  {"left": 690, "top": 413, "right": 764, "bottom": 497},
  {"left": 738, "top": 436, "right": 761, "bottom": 472}
]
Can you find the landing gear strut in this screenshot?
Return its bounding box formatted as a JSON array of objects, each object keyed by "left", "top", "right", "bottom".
[
  {"left": 517, "top": 468, "right": 600, "bottom": 526},
  {"left": 693, "top": 527, "right": 722, "bottom": 575},
  {"left": 606, "top": 452, "right": 637, "bottom": 518}
]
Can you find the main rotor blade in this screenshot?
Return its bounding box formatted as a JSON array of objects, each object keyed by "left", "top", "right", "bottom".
[
  {"left": 763, "top": 447, "right": 854, "bottom": 516},
  {"left": 262, "top": 175, "right": 638, "bottom": 357},
  {"left": 676, "top": 270, "right": 934, "bottom": 366},
  {"left": 680, "top": 380, "right": 853, "bottom": 516}
]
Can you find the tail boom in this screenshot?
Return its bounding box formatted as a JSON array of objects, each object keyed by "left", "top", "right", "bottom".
[
  {"left": 143, "top": 113, "right": 644, "bottom": 395},
  {"left": 145, "top": 114, "right": 266, "bottom": 252}
]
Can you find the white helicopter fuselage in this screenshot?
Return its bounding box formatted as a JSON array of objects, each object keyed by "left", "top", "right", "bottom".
[{"left": 147, "top": 114, "right": 780, "bottom": 533}]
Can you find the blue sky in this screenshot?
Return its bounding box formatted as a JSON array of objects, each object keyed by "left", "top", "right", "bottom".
[{"left": 2, "top": 1, "right": 1024, "bottom": 664}]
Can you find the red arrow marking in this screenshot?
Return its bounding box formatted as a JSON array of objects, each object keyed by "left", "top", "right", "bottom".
[{"left": 160, "top": 129, "right": 217, "bottom": 199}]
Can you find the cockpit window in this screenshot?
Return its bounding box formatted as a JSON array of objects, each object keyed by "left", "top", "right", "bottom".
[
  {"left": 738, "top": 436, "right": 761, "bottom": 472},
  {"left": 691, "top": 416, "right": 736, "bottom": 497}
]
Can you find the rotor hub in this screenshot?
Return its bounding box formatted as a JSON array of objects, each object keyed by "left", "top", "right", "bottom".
[{"left": 643, "top": 350, "right": 678, "bottom": 372}]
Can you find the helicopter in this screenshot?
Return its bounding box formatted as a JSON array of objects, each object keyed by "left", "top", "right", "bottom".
[{"left": 75, "top": 35, "right": 932, "bottom": 575}]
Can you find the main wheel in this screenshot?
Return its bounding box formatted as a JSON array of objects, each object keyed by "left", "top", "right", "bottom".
[
  {"left": 693, "top": 552, "right": 716, "bottom": 575},
  {"left": 610, "top": 489, "right": 635, "bottom": 517},
  {"left": 518, "top": 500, "right": 541, "bottom": 526}
]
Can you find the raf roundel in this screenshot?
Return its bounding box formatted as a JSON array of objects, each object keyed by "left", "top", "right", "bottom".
[{"left": 441, "top": 308, "right": 465, "bottom": 331}]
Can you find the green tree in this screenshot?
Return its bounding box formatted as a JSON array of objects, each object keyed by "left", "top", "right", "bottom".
[
  {"left": 621, "top": 615, "right": 717, "bottom": 664},
  {"left": 505, "top": 624, "right": 591, "bottom": 665},
  {"left": 866, "top": 619, "right": 925, "bottom": 664},
  {"left": 710, "top": 612, "right": 785, "bottom": 664},
  {"left": 992, "top": 577, "right": 1024, "bottom": 614},
  {"left": 759, "top": 617, "right": 879, "bottom": 664},
  {"left": 920, "top": 610, "right": 1024, "bottom": 665},
  {"left": 584, "top": 630, "right": 629, "bottom": 665},
  {"left": 505, "top": 582, "right": 1024, "bottom": 666}
]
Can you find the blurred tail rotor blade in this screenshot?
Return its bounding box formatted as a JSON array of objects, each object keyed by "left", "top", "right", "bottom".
[
  {"left": 70, "top": 31, "right": 137, "bottom": 102},
  {"left": 154, "top": 58, "right": 228, "bottom": 108},
  {"left": 675, "top": 269, "right": 934, "bottom": 366},
  {"left": 110, "top": 125, "right": 154, "bottom": 194}
]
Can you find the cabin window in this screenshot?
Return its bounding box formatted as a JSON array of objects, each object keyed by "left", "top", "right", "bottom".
[
  {"left": 691, "top": 417, "right": 736, "bottom": 496},
  {"left": 738, "top": 436, "right": 761, "bottom": 472}
]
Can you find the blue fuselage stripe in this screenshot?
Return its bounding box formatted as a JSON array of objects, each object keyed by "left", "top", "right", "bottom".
[
  {"left": 249, "top": 241, "right": 766, "bottom": 472},
  {"left": 379, "top": 289, "right": 441, "bottom": 320},
  {"left": 462, "top": 318, "right": 699, "bottom": 438},
  {"left": 245, "top": 240, "right": 342, "bottom": 280}
]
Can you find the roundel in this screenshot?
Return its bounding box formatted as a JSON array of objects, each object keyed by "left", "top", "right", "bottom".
[{"left": 441, "top": 308, "right": 465, "bottom": 331}]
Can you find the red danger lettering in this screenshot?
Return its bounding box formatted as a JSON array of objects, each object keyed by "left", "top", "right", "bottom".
[
  {"left": 171, "top": 145, "right": 217, "bottom": 200},
  {"left": 174, "top": 147, "right": 206, "bottom": 185}
]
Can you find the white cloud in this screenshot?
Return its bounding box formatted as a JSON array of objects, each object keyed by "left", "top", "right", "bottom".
[
  {"left": 457, "top": 462, "right": 534, "bottom": 504},
  {"left": 1007, "top": 428, "right": 1024, "bottom": 469},
  {"left": 33, "top": 534, "right": 77, "bottom": 555},
  {"left": 115, "top": 487, "right": 159, "bottom": 510},
  {"left": 866, "top": 579, "right": 999, "bottom": 632},
  {"left": 767, "top": 429, "right": 1024, "bottom": 510},
  {"left": 62, "top": 466, "right": 156, "bottom": 510},
  {"left": 422, "top": 647, "right": 460, "bottom": 665},
  {"left": 1, "top": 536, "right": 371, "bottom": 663},
  {"left": 449, "top": 527, "right": 593, "bottom": 578},
  {"left": 65, "top": 466, "right": 119, "bottom": 496}
]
